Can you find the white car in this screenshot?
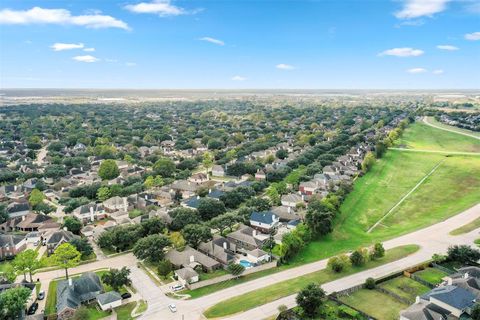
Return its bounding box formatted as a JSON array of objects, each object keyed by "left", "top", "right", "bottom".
[
  {"left": 171, "top": 284, "right": 184, "bottom": 292},
  {"left": 168, "top": 304, "right": 177, "bottom": 313}
]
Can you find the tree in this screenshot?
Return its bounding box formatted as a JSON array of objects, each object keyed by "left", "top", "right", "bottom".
[
  {"left": 157, "top": 260, "right": 173, "bottom": 279},
  {"left": 133, "top": 234, "right": 171, "bottom": 262},
  {"left": 365, "top": 277, "right": 376, "bottom": 289},
  {"left": 98, "top": 159, "right": 120, "bottom": 180},
  {"left": 361, "top": 152, "right": 376, "bottom": 173},
  {"left": 72, "top": 306, "right": 90, "bottom": 320},
  {"left": 141, "top": 217, "right": 166, "bottom": 236},
  {"left": 327, "top": 255, "right": 349, "bottom": 273},
  {"left": 96, "top": 186, "right": 112, "bottom": 201},
  {"left": 279, "top": 231, "right": 304, "bottom": 262},
  {"left": 0, "top": 204, "right": 8, "bottom": 224},
  {"left": 305, "top": 200, "right": 333, "bottom": 237},
  {"left": 202, "top": 151, "right": 214, "bottom": 174},
  {"left": 181, "top": 224, "right": 212, "bottom": 248},
  {"left": 168, "top": 232, "right": 186, "bottom": 249},
  {"left": 350, "top": 249, "right": 366, "bottom": 267},
  {"left": 227, "top": 263, "right": 245, "bottom": 278},
  {"left": 432, "top": 253, "right": 447, "bottom": 264},
  {"left": 296, "top": 283, "right": 326, "bottom": 318},
  {"left": 209, "top": 213, "right": 237, "bottom": 235},
  {"left": 198, "top": 198, "right": 226, "bottom": 221},
  {"left": 12, "top": 249, "right": 39, "bottom": 282},
  {"left": 371, "top": 242, "right": 385, "bottom": 260},
  {"left": 0, "top": 286, "right": 31, "bottom": 319},
  {"left": 1, "top": 264, "right": 17, "bottom": 283},
  {"left": 102, "top": 267, "right": 131, "bottom": 291},
  {"left": 153, "top": 158, "right": 176, "bottom": 178},
  {"left": 447, "top": 245, "right": 480, "bottom": 264},
  {"left": 472, "top": 303, "right": 480, "bottom": 320},
  {"left": 28, "top": 189, "right": 45, "bottom": 208},
  {"left": 51, "top": 243, "right": 81, "bottom": 279},
  {"left": 69, "top": 238, "right": 93, "bottom": 259},
  {"left": 169, "top": 208, "right": 201, "bottom": 231},
  {"left": 63, "top": 216, "right": 82, "bottom": 234}
]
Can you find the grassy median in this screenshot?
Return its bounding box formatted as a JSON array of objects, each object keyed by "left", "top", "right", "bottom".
[{"left": 204, "top": 244, "right": 419, "bottom": 318}]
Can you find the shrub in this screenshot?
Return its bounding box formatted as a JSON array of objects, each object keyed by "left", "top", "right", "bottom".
[{"left": 365, "top": 277, "right": 376, "bottom": 289}]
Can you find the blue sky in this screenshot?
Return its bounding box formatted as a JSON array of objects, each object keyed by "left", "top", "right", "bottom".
[{"left": 0, "top": 0, "right": 479, "bottom": 89}]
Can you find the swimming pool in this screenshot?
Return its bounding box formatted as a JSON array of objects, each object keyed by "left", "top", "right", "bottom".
[{"left": 239, "top": 259, "right": 253, "bottom": 268}]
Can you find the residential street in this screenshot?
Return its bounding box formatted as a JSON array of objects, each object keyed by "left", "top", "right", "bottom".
[
  {"left": 137, "top": 203, "right": 480, "bottom": 320},
  {"left": 423, "top": 117, "right": 480, "bottom": 140}
]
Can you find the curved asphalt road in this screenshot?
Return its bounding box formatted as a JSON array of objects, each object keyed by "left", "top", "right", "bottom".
[{"left": 138, "top": 203, "right": 480, "bottom": 320}]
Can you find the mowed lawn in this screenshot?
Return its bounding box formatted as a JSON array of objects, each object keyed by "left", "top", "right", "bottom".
[
  {"left": 396, "top": 121, "right": 480, "bottom": 152},
  {"left": 293, "top": 122, "right": 480, "bottom": 264},
  {"left": 425, "top": 117, "right": 480, "bottom": 139},
  {"left": 379, "top": 276, "right": 430, "bottom": 302},
  {"left": 203, "top": 245, "right": 419, "bottom": 318},
  {"left": 339, "top": 289, "right": 408, "bottom": 320}
]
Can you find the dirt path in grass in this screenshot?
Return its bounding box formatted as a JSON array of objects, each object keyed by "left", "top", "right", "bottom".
[
  {"left": 366, "top": 159, "right": 445, "bottom": 233},
  {"left": 423, "top": 117, "right": 480, "bottom": 140}
]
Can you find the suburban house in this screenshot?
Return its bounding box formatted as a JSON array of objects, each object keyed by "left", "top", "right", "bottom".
[
  {"left": 175, "top": 267, "right": 199, "bottom": 285},
  {"left": 73, "top": 203, "right": 106, "bottom": 224},
  {"left": 401, "top": 266, "right": 480, "bottom": 320},
  {"left": 211, "top": 165, "right": 225, "bottom": 177},
  {"left": 169, "top": 180, "right": 200, "bottom": 199},
  {"left": 281, "top": 193, "right": 304, "bottom": 208},
  {"left": 47, "top": 230, "right": 78, "bottom": 255},
  {"left": 198, "top": 236, "right": 237, "bottom": 265},
  {"left": 0, "top": 234, "right": 26, "bottom": 260},
  {"left": 255, "top": 169, "right": 266, "bottom": 180},
  {"left": 188, "top": 172, "right": 209, "bottom": 183},
  {"left": 56, "top": 272, "right": 103, "bottom": 320},
  {"left": 299, "top": 181, "right": 318, "bottom": 196},
  {"left": 165, "top": 246, "right": 222, "bottom": 272},
  {"left": 246, "top": 248, "right": 270, "bottom": 264},
  {"left": 181, "top": 196, "right": 202, "bottom": 210},
  {"left": 226, "top": 225, "right": 266, "bottom": 251},
  {"left": 4, "top": 213, "right": 60, "bottom": 232},
  {"left": 97, "top": 291, "right": 122, "bottom": 311},
  {"left": 250, "top": 211, "right": 279, "bottom": 233},
  {"left": 6, "top": 201, "right": 30, "bottom": 218},
  {"left": 102, "top": 196, "right": 129, "bottom": 213}
]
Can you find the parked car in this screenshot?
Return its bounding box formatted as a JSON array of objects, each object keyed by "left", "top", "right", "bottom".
[
  {"left": 168, "top": 304, "right": 177, "bottom": 313},
  {"left": 33, "top": 240, "right": 39, "bottom": 246},
  {"left": 27, "top": 302, "right": 38, "bottom": 315},
  {"left": 171, "top": 284, "right": 184, "bottom": 292},
  {"left": 37, "top": 290, "right": 45, "bottom": 300},
  {"left": 121, "top": 292, "right": 132, "bottom": 299}
]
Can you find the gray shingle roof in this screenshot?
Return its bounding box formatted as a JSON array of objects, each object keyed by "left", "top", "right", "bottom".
[
  {"left": 250, "top": 211, "right": 277, "bottom": 224},
  {"left": 421, "top": 285, "right": 476, "bottom": 310},
  {"left": 96, "top": 291, "right": 121, "bottom": 305}
]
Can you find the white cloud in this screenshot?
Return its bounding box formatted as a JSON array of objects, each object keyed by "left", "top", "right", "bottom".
[
  {"left": 379, "top": 47, "right": 424, "bottom": 57},
  {"left": 433, "top": 69, "right": 444, "bottom": 74},
  {"left": 51, "top": 42, "right": 84, "bottom": 51},
  {"left": 407, "top": 67, "right": 427, "bottom": 73},
  {"left": 199, "top": 37, "right": 224, "bottom": 46},
  {"left": 125, "top": 62, "right": 137, "bottom": 67},
  {"left": 276, "top": 63, "right": 295, "bottom": 70},
  {"left": 465, "top": 32, "right": 480, "bottom": 40},
  {"left": 231, "top": 75, "right": 247, "bottom": 81},
  {"left": 395, "top": 0, "right": 450, "bottom": 19},
  {"left": 83, "top": 48, "right": 95, "bottom": 52},
  {"left": 0, "top": 7, "right": 129, "bottom": 30},
  {"left": 436, "top": 44, "right": 458, "bottom": 51},
  {"left": 72, "top": 55, "right": 99, "bottom": 63},
  {"left": 125, "top": 0, "right": 197, "bottom": 16}
]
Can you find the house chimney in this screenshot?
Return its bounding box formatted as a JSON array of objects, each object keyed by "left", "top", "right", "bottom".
[
  {"left": 90, "top": 206, "right": 94, "bottom": 222},
  {"left": 68, "top": 278, "right": 73, "bottom": 286},
  {"left": 144, "top": 194, "right": 148, "bottom": 200},
  {"left": 301, "top": 194, "right": 305, "bottom": 201},
  {"left": 252, "top": 230, "right": 257, "bottom": 237},
  {"left": 21, "top": 215, "right": 26, "bottom": 221},
  {"left": 223, "top": 242, "right": 227, "bottom": 250},
  {"left": 197, "top": 195, "right": 200, "bottom": 200},
  {"left": 189, "top": 255, "right": 195, "bottom": 263},
  {"left": 288, "top": 206, "right": 291, "bottom": 214},
  {"left": 209, "top": 189, "right": 212, "bottom": 194}
]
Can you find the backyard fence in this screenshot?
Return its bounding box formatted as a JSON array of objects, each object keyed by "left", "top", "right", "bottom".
[{"left": 187, "top": 261, "right": 277, "bottom": 290}]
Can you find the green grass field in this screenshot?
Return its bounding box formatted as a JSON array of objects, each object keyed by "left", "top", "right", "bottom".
[
  {"left": 379, "top": 276, "right": 430, "bottom": 302},
  {"left": 414, "top": 268, "right": 447, "bottom": 285},
  {"left": 292, "top": 122, "right": 480, "bottom": 265},
  {"left": 339, "top": 289, "right": 408, "bottom": 320},
  {"left": 397, "top": 121, "right": 480, "bottom": 152},
  {"left": 203, "top": 245, "right": 419, "bottom": 318},
  {"left": 425, "top": 117, "right": 480, "bottom": 139},
  {"left": 450, "top": 217, "right": 480, "bottom": 235}
]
